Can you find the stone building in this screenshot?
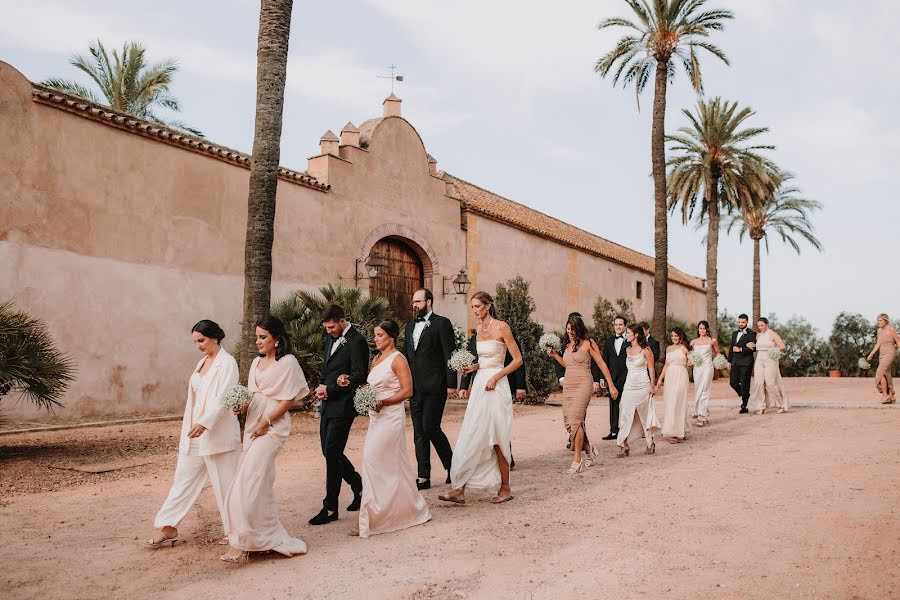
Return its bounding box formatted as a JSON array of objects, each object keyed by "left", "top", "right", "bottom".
[{"left": 0, "top": 61, "right": 705, "bottom": 420}]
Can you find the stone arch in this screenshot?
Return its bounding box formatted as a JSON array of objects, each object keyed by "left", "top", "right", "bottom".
[{"left": 360, "top": 223, "right": 439, "bottom": 281}]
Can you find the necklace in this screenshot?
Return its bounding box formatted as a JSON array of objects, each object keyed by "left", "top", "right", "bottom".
[{"left": 479, "top": 317, "right": 493, "bottom": 334}]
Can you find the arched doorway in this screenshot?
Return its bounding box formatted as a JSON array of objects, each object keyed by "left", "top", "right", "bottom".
[{"left": 369, "top": 237, "right": 424, "bottom": 323}]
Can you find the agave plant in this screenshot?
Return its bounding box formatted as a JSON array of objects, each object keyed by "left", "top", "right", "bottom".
[{"left": 0, "top": 301, "right": 76, "bottom": 414}]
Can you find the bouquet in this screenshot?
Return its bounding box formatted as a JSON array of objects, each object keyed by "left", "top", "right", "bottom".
[
  {"left": 768, "top": 348, "right": 784, "bottom": 361},
  {"left": 220, "top": 384, "right": 252, "bottom": 411},
  {"left": 538, "top": 333, "right": 562, "bottom": 354},
  {"left": 353, "top": 385, "right": 379, "bottom": 415},
  {"left": 688, "top": 350, "right": 704, "bottom": 367},
  {"left": 858, "top": 357, "right": 871, "bottom": 370},
  {"left": 712, "top": 354, "right": 729, "bottom": 370},
  {"left": 453, "top": 325, "right": 469, "bottom": 350},
  {"left": 448, "top": 348, "right": 476, "bottom": 372}
]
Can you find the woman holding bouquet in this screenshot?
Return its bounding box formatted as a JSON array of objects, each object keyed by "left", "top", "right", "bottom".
[
  {"left": 690, "top": 321, "right": 718, "bottom": 427},
  {"left": 147, "top": 320, "right": 241, "bottom": 548},
  {"left": 867, "top": 313, "right": 899, "bottom": 404},
  {"left": 748, "top": 318, "right": 789, "bottom": 415},
  {"left": 657, "top": 328, "right": 691, "bottom": 441},
  {"left": 353, "top": 320, "right": 430, "bottom": 538},
  {"left": 616, "top": 324, "right": 661, "bottom": 457},
  {"left": 547, "top": 315, "right": 618, "bottom": 474},
  {"left": 221, "top": 315, "right": 310, "bottom": 561}
]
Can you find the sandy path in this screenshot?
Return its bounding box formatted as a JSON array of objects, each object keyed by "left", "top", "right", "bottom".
[{"left": 1, "top": 379, "right": 898, "bottom": 599}]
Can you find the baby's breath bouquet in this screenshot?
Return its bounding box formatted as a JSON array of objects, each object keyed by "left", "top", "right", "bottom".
[
  {"left": 768, "top": 348, "right": 783, "bottom": 361},
  {"left": 448, "top": 348, "right": 476, "bottom": 372},
  {"left": 538, "top": 333, "right": 562, "bottom": 354},
  {"left": 453, "top": 325, "right": 469, "bottom": 350},
  {"left": 353, "top": 385, "right": 379, "bottom": 415},
  {"left": 688, "top": 350, "right": 705, "bottom": 367},
  {"left": 220, "top": 384, "right": 252, "bottom": 411},
  {"left": 858, "top": 357, "right": 871, "bottom": 370},
  {"left": 712, "top": 354, "right": 729, "bottom": 370}
]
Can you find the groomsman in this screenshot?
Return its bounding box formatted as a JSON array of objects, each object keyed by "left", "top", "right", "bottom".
[
  {"left": 405, "top": 289, "right": 457, "bottom": 490},
  {"left": 600, "top": 316, "right": 629, "bottom": 440},
  {"left": 729, "top": 313, "right": 757, "bottom": 414},
  {"left": 641, "top": 321, "right": 661, "bottom": 378},
  {"left": 310, "top": 304, "right": 367, "bottom": 525}
]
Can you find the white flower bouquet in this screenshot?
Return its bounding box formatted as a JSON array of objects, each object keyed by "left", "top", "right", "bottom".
[
  {"left": 688, "top": 350, "right": 705, "bottom": 367},
  {"left": 453, "top": 325, "right": 469, "bottom": 349},
  {"left": 448, "top": 348, "right": 476, "bottom": 372},
  {"left": 538, "top": 333, "right": 562, "bottom": 354},
  {"left": 712, "top": 354, "right": 729, "bottom": 370},
  {"left": 768, "top": 348, "right": 783, "bottom": 361},
  {"left": 220, "top": 384, "right": 252, "bottom": 411},
  {"left": 858, "top": 357, "right": 871, "bottom": 370},
  {"left": 353, "top": 385, "right": 379, "bottom": 415}
]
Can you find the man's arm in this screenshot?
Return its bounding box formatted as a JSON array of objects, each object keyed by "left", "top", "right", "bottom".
[
  {"left": 319, "top": 338, "right": 329, "bottom": 386},
  {"left": 348, "top": 332, "right": 370, "bottom": 390},
  {"left": 459, "top": 334, "right": 478, "bottom": 391},
  {"left": 439, "top": 317, "right": 457, "bottom": 390}
]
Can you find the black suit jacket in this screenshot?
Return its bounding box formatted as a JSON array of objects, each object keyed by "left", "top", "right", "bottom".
[
  {"left": 647, "top": 335, "right": 661, "bottom": 363},
  {"left": 728, "top": 329, "right": 757, "bottom": 367},
  {"left": 318, "top": 326, "right": 369, "bottom": 418},
  {"left": 600, "top": 335, "right": 628, "bottom": 389},
  {"left": 553, "top": 334, "right": 602, "bottom": 384},
  {"left": 404, "top": 313, "right": 457, "bottom": 396},
  {"left": 459, "top": 332, "right": 526, "bottom": 392}
]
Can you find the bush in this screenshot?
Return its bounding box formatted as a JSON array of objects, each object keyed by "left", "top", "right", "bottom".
[
  {"left": 589, "top": 296, "right": 636, "bottom": 348},
  {"left": 495, "top": 275, "right": 557, "bottom": 403},
  {"left": 0, "top": 300, "right": 76, "bottom": 416},
  {"left": 829, "top": 312, "right": 875, "bottom": 376}
]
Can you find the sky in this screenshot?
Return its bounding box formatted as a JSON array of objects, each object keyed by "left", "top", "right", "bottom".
[{"left": 2, "top": 0, "right": 897, "bottom": 334}]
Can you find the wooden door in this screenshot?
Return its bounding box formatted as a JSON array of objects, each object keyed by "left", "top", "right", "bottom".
[{"left": 369, "top": 237, "right": 424, "bottom": 324}]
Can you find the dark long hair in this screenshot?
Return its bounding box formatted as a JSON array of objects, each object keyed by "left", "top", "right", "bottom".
[
  {"left": 375, "top": 320, "right": 400, "bottom": 354},
  {"left": 566, "top": 315, "right": 589, "bottom": 352},
  {"left": 671, "top": 327, "right": 691, "bottom": 350},
  {"left": 191, "top": 319, "right": 225, "bottom": 343},
  {"left": 255, "top": 314, "right": 291, "bottom": 360},
  {"left": 471, "top": 291, "right": 498, "bottom": 318},
  {"left": 697, "top": 320, "right": 711, "bottom": 337},
  {"left": 627, "top": 323, "right": 647, "bottom": 348}
]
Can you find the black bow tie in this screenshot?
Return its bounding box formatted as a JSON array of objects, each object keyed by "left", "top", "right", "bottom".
[
  {"left": 331, "top": 335, "right": 340, "bottom": 341},
  {"left": 738, "top": 329, "right": 745, "bottom": 334},
  {"left": 616, "top": 335, "right": 624, "bottom": 339},
  {"left": 415, "top": 317, "right": 425, "bottom": 322}
]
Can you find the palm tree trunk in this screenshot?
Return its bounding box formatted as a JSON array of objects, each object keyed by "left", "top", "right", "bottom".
[
  {"left": 705, "top": 184, "right": 720, "bottom": 338},
  {"left": 650, "top": 60, "right": 669, "bottom": 344},
  {"left": 239, "top": 0, "right": 294, "bottom": 381},
  {"left": 752, "top": 236, "right": 761, "bottom": 324}
]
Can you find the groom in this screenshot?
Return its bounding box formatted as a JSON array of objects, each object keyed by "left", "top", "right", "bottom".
[
  {"left": 729, "top": 313, "right": 757, "bottom": 414},
  {"left": 309, "top": 304, "right": 367, "bottom": 525},
  {"left": 405, "top": 288, "right": 457, "bottom": 490},
  {"left": 600, "top": 316, "right": 629, "bottom": 440}
]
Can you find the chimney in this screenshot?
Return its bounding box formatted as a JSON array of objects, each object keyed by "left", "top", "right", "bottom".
[
  {"left": 427, "top": 153, "right": 438, "bottom": 175},
  {"left": 319, "top": 130, "right": 339, "bottom": 155},
  {"left": 383, "top": 93, "right": 402, "bottom": 117},
  {"left": 340, "top": 122, "right": 360, "bottom": 147}
]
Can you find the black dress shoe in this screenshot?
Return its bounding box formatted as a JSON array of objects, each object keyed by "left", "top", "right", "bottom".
[
  {"left": 739, "top": 407, "right": 749, "bottom": 414},
  {"left": 445, "top": 474, "right": 452, "bottom": 485},
  {"left": 416, "top": 479, "right": 431, "bottom": 490},
  {"left": 601, "top": 432, "right": 617, "bottom": 440},
  {"left": 309, "top": 508, "right": 338, "bottom": 525},
  {"left": 347, "top": 491, "right": 362, "bottom": 512},
  {"left": 510, "top": 456, "right": 516, "bottom": 470}
]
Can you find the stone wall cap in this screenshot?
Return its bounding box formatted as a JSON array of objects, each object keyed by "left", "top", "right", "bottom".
[
  {"left": 320, "top": 129, "right": 340, "bottom": 141},
  {"left": 340, "top": 121, "right": 359, "bottom": 133}
]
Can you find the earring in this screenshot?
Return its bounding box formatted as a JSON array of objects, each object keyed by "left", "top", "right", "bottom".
[{"left": 275, "top": 342, "right": 279, "bottom": 347}]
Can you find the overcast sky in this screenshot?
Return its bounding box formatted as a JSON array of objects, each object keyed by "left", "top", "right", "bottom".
[{"left": 2, "top": 0, "right": 897, "bottom": 333}]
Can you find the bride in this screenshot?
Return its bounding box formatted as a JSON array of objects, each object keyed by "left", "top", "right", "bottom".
[{"left": 438, "top": 291, "right": 522, "bottom": 505}]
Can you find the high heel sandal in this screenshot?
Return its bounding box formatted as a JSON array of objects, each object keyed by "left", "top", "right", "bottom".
[
  {"left": 146, "top": 531, "right": 179, "bottom": 548},
  {"left": 616, "top": 445, "right": 629, "bottom": 458},
  {"left": 644, "top": 442, "right": 656, "bottom": 455},
  {"left": 584, "top": 445, "right": 600, "bottom": 467},
  {"left": 219, "top": 550, "right": 248, "bottom": 563},
  {"left": 566, "top": 458, "right": 585, "bottom": 474},
  {"left": 756, "top": 408, "right": 766, "bottom": 415}
]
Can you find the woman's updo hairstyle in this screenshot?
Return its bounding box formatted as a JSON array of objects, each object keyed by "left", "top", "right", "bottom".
[
  {"left": 255, "top": 314, "right": 291, "bottom": 360},
  {"left": 377, "top": 319, "right": 400, "bottom": 342},
  {"left": 471, "top": 290, "right": 498, "bottom": 318},
  {"left": 191, "top": 319, "right": 225, "bottom": 343}
]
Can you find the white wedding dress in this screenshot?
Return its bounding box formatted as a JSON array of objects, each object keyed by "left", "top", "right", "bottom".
[
  {"left": 449, "top": 339, "right": 513, "bottom": 495},
  {"left": 692, "top": 345, "right": 714, "bottom": 423}
]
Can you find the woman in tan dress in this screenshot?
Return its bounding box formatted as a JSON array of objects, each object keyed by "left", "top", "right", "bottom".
[
  {"left": 867, "top": 313, "right": 900, "bottom": 404},
  {"left": 657, "top": 328, "right": 691, "bottom": 441},
  {"left": 747, "top": 318, "right": 789, "bottom": 414},
  {"left": 548, "top": 315, "right": 617, "bottom": 474}
]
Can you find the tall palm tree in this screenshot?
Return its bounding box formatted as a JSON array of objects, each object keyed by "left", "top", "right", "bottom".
[
  {"left": 725, "top": 174, "right": 823, "bottom": 323},
  {"left": 666, "top": 97, "right": 778, "bottom": 337},
  {"left": 595, "top": 0, "right": 733, "bottom": 342},
  {"left": 239, "top": 0, "right": 294, "bottom": 380},
  {"left": 42, "top": 40, "right": 202, "bottom": 137}
]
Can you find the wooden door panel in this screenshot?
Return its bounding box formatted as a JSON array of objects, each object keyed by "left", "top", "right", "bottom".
[{"left": 369, "top": 237, "right": 424, "bottom": 324}]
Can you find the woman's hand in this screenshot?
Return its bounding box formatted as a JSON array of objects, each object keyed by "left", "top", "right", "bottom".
[
  {"left": 373, "top": 400, "right": 383, "bottom": 413},
  {"left": 187, "top": 424, "right": 207, "bottom": 438},
  {"left": 867, "top": 353, "right": 874, "bottom": 361},
  {"left": 546, "top": 347, "right": 556, "bottom": 357},
  {"left": 485, "top": 376, "right": 499, "bottom": 391},
  {"left": 458, "top": 389, "right": 469, "bottom": 400},
  {"left": 232, "top": 403, "right": 248, "bottom": 415},
  {"left": 655, "top": 380, "right": 664, "bottom": 391},
  {"left": 609, "top": 386, "right": 619, "bottom": 400},
  {"left": 249, "top": 420, "right": 270, "bottom": 439},
  {"left": 462, "top": 364, "right": 479, "bottom": 374},
  {"left": 337, "top": 374, "right": 350, "bottom": 387}
]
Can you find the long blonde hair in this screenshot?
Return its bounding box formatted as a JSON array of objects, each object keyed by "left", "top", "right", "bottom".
[{"left": 877, "top": 313, "right": 890, "bottom": 326}]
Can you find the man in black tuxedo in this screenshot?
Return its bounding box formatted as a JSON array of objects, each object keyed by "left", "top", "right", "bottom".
[
  {"left": 405, "top": 289, "right": 457, "bottom": 490},
  {"left": 309, "top": 304, "right": 368, "bottom": 526},
  {"left": 640, "top": 321, "right": 661, "bottom": 363},
  {"left": 600, "top": 316, "right": 629, "bottom": 440},
  {"left": 729, "top": 313, "right": 757, "bottom": 414}
]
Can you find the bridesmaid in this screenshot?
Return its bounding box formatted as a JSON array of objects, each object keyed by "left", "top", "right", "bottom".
[
  {"left": 690, "top": 321, "right": 718, "bottom": 427},
  {"left": 547, "top": 314, "right": 618, "bottom": 473},
  {"left": 616, "top": 324, "right": 661, "bottom": 457},
  {"left": 221, "top": 315, "right": 310, "bottom": 562},
  {"left": 748, "top": 318, "right": 789, "bottom": 414},
  {"left": 353, "top": 320, "right": 431, "bottom": 538},
  {"left": 657, "top": 327, "right": 691, "bottom": 442},
  {"left": 867, "top": 313, "right": 899, "bottom": 404},
  {"left": 147, "top": 320, "right": 241, "bottom": 547}
]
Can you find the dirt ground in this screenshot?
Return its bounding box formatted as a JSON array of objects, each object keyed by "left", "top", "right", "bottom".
[{"left": 2, "top": 378, "right": 898, "bottom": 599}]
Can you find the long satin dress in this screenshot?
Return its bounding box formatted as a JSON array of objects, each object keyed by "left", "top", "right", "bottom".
[
  {"left": 616, "top": 351, "right": 661, "bottom": 449},
  {"left": 561, "top": 345, "right": 593, "bottom": 447},
  {"left": 747, "top": 330, "right": 789, "bottom": 412},
  {"left": 224, "top": 354, "right": 310, "bottom": 556},
  {"left": 661, "top": 347, "right": 691, "bottom": 439},
  {"left": 692, "top": 345, "right": 714, "bottom": 424},
  {"left": 875, "top": 327, "right": 896, "bottom": 401},
  {"left": 449, "top": 340, "right": 513, "bottom": 495},
  {"left": 358, "top": 351, "right": 431, "bottom": 538}
]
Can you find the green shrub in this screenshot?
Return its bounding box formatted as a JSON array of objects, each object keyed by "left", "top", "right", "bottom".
[
  {"left": 589, "top": 296, "right": 636, "bottom": 348},
  {"left": 829, "top": 312, "right": 876, "bottom": 376}
]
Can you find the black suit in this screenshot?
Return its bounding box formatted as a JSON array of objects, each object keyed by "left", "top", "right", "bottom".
[
  {"left": 646, "top": 335, "right": 661, "bottom": 363},
  {"left": 404, "top": 313, "right": 456, "bottom": 480},
  {"left": 318, "top": 326, "right": 367, "bottom": 511},
  {"left": 600, "top": 335, "right": 628, "bottom": 434},
  {"left": 728, "top": 328, "right": 757, "bottom": 408}
]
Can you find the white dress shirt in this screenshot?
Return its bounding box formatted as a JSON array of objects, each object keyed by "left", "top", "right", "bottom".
[
  {"left": 330, "top": 321, "right": 353, "bottom": 356},
  {"left": 736, "top": 328, "right": 746, "bottom": 343},
  {"left": 614, "top": 335, "right": 625, "bottom": 354},
  {"left": 412, "top": 311, "right": 432, "bottom": 350}
]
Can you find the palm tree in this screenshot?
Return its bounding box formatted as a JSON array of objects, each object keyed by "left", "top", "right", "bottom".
[
  {"left": 725, "top": 174, "right": 823, "bottom": 323},
  {"left": 666, "top": 97, "right": 779, "bottom": 337},
  {"left": 595, "top": 0, "right": 733, "bottom": 342},
  {"left": 239, "top": 0, "right": 294, "bottom": 380},
  {"left": 41, "top": 40, "right": 202, "bottom": 137}
]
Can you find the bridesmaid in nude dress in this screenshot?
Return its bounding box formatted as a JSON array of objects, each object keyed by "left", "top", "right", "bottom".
[
  {"left": 867, "top": 313, "right": 900, "bottom": 404},
  {"left": 657, "top": 328, "right": 691, "bottom": 441},
  {"left": 747, "top": 318, "right": 789, "bottom": 414},
  {"left": 547, "top": 314, "right": 618, "bottom": 474}
]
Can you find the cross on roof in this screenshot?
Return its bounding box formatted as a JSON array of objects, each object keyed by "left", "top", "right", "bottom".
[{"left": 376, "top": 65, "right": 404, "bottom": 94}]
